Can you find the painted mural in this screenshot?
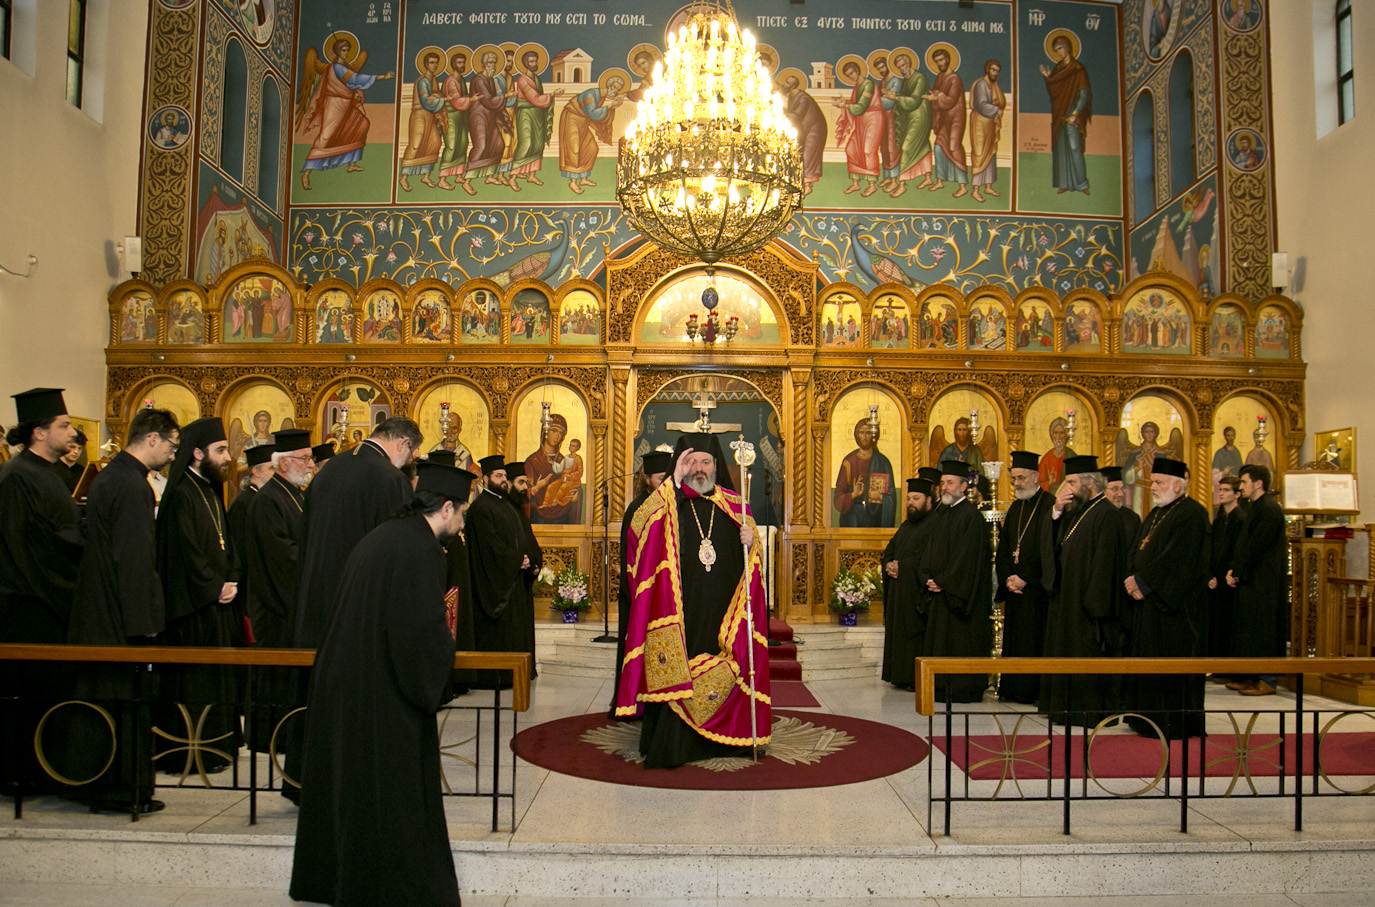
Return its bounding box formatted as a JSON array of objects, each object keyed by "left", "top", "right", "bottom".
[
  {"left": 514, "top": 384, "right": 588, "bottom": 525},
  {"left": 118, "top": 293, "right": 158, "bottom": 344},
  {"left": 223, "top": 275, "right": 294, "bottom": 342},
  {"left": 288, "top": 207, "right": 1125, "bottom": 297},
  {"left": 1128, "top": 173, "right": 1218, "bottom": 297},
  {"left": 277, "top": 0, "right": 1125, "bottom": 297},
  {"left": 314, "top": 289, "right": 354, "bottom": 343},
  {"left": 819, "top": 294, "right": 863, "bottom": 349},
  {"left": 1015, "top": 0, "right": 1122, "bottom": 218},
  {"left": 166, "top": 290, "right": 206, "bottom": 344},
  {"left": 869, "top": 295, "right": 911, "bottom": 350},
  {"left": 1209, "top": 303, "right": 1246, "bottom": 357},
  {"left": 558, "top": 288, "right": 602, "bottom": 344},
  {"left": 1121, "top": 288, "right": 1191, "bottom": 355},
  {"left": 510, "top": 288, "right": 553, "bottom": 344},
  {"left": 1255, "top": 305, "right": 1291, "bottom": 359},
  {"left": 410, "top": 288, "right": 452, "bottom": 342},
  {"left": 196, "top": 172, "right": 282, "bottom": 285},
  {"left": 1014, "top": 300, "right": 1055, "bottom": 351},
  {"left": 966, "top": 298, "right": 1008, "bottom": 351},
  {"left": 1063, "top": 298, "right": 1102, "bottom": 352},
  {"left": 361, "top": 289, "right": 404, "bottom": 343}
]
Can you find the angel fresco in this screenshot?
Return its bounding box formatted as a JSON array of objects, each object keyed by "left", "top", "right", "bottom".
[
  {"left": 1114, "top": 421, "right": 1185, "bottom": 516},
  {"left": 928, "top": 417, "right": 998, "bottom": 476},
  {"left": 295, "top": 32, "right": 394, "bottom": 191}
]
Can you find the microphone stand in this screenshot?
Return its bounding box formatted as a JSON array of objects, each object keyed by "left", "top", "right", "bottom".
[{"left": 593, "top": 471, "right": 638, "bottom": 644}]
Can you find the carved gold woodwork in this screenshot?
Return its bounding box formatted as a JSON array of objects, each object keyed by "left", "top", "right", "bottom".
[{"left": 106, "top": 253, "right": 1306, "bottom": 624}]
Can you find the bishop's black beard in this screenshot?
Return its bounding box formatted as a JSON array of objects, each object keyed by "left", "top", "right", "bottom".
[
  {"left": 1064, "top": 488, "right": 1093, "bottom": 514},
  {"left": 509, "top": 488, "right": 530, "bottom": 508}
]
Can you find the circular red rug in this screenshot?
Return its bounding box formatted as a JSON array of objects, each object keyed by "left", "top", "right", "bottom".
[{"left": 511, "top": 710, "right": 929, "bottom": 791}]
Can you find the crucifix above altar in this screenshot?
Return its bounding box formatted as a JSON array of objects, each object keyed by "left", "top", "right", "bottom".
[{"left": 665, "top": 392, "right": 743, "bottom": 434}]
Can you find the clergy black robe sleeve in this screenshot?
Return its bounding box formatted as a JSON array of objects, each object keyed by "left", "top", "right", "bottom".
[
  {"left": 924, "top": 503, "right": 989, "bottom": 615},
  {"left": 465, "top": 493, "right": 525, "bottom": 620},
  {"left": 0, "top": 450, "right": 83, "bottom": 630},
  {"left": 1131, "top": 499, "right": 1211, "bottom": 613}
]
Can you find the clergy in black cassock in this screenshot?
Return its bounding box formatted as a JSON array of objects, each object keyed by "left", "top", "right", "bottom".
[
  {"left": 881, "top": 477, "right": 936, "bottom": 690},
  {"left": 465, "top": 456, "right": 530, "bottom": 689},
  {"left": 919, "top": 462, "right": 993, "bottom": 704},
  {"left": 1122, "top": 456, "right": 1210, "bottom": 739},
  {"left": 507, "top": 460, "right": 541, "bottom": 679},
  {"left": 287, "top": 417, "right": 417, "bottom": 797},
  {"left": 1226, "top": 464, "right": 1289, "bottom": 695},
  {"left": 226, "top": 444, "right": 274, "bottom": 646},
  {"left": 289, "top": 461, "right": 471, "bottom": 907},
  {"left": 0, "top": 388, "right": 83, "bottom": 794},
  {"left": 427, "top": 450, "right": 476, "bottom": 694},
  {"left": 65, "top": 408, "right": 181, "bottom": 812},
  {"left": 1103, "top": 466, "right": 1143, "bottom": 548},
  {"left": 608, "top": 450, "right": 673, "bottom": 718},
  {"left": 293, "top": 417, "right": 419, "bottom": 649},
  {"left": 1039, "top": 455, "right": 1127, "bottom": 727},
  {"left": 243, "top": 430, "right": 312, "bottom": 753},
  {"left": 155, "top": 416, "right": 242, "bottom": 770},
  {"left": 994, "top": 451, "right": 1055, "bottom": 705},
  {"left": 1207, "top": 475, "right": 1244, "bottom": 664}
]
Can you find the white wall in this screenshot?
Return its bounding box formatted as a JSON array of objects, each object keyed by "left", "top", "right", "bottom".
[
  {"left": 1270, "top": 0, "right": 1375, "bottom": 566},
  {"left": 0, "top": 1, "right": 148, "bottom": 434}
]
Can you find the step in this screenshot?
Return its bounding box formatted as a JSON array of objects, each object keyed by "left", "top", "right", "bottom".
[{"left": 4, "top": 827, "right": 1369, "bottom": 900}]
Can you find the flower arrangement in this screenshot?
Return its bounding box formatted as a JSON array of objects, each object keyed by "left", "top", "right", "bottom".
[
  {"left": 549, "top": 567, "right": 591, "bottom": 612},
  {"left": 829, "top": 566, "right": 878, "bottom": 613}
]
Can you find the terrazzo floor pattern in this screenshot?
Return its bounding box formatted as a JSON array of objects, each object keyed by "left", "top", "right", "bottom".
[{"left": 2, "top": 673, "right": 1373, "bottom": 904}]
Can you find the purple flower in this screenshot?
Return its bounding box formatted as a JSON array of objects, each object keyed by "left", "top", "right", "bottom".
[
  {"left": 931, "top": 247, "right": 947, "bottom": 265},
  {"left": 1014, "top": 255, "right": 1028, "bottom": 271},
  {"left": 1037, "top": 233, "right": 1050, "bottom": 246},
  {"left": 1046, "top": 261, "right": 1059, "bottom": 275},
  {"left": 376, "top": 219, "right": 389, "bottom": 232},
  {"left": 386, "top": 250, "right": 397, "bottom": 262},
  {"left": 351, "top": 233, "right": 364, "bottom": 245},
  {"left": 471, "top": 236, "right": 483, "bottom": 249},
  {"left": 303, "top": 230, "right": 316, "bottom": 244}
]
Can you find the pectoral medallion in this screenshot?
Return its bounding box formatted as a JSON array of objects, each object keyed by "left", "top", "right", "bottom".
[
  {"left": 1013, "top": 547, "right": 1020, "bottom": 564},
  {"left": 698, "top": 538, "right": 717, "bottom": 572}
]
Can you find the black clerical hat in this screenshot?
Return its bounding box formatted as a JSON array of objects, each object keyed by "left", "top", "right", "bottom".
[
  {"left": 1153, "top": 455, "right": 1188, "bottom": 479},
  {"left": 427, "top": 450, "right": 457, "bottom": 467},
  {"left": 273, "top": 429, "right": 312, "bottom": 453},
  {"left": 478, "top": 454, "right": 506, "bottom": 475},
  {"left": 12, "top": 388, "right": 67, "bottom": 424},
  {"left": 1062, "top": 454, "right": 1099, "bottom": 475},
  {"left": 505, "top": 461, "right": 527, "bottom": 479},
  {"left": 908, "top": 477, "right": 933, "bottom": 496},
  {"left": 245, "top": 445, "right": 274, "bottom": 467},
  {"left": 312, "top": 443, "right": 335, "bottom": 463},
  {"left": 939, "top": 459, "right": 971, "bottom": 479},
  {"left": 416, "top": 461, "right": 474, "bottom": 501},
  {"left": 642, "top": 450, "right": 673, "bottom": 477},
  {"left": 182, "top": 417, "right": 227, "bottom": 449},
  {"left": 1100, "top": 466, "right": 1123, "bottom": 483},
  {"left": 917, "top": 466, "right": 942, "bottom": 484},
  {"left": 1009, "top": 450, "right": 1039, "bottom": 472}
]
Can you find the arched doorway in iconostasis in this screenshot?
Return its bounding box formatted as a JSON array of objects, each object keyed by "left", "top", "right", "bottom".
[{"left": 636, "top": 374, "right": 785, "bottom": 529}]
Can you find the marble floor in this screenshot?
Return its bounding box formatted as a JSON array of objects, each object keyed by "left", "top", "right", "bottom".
[{"left": 2, "top": 672, "right": 1373, "bottom": 904}]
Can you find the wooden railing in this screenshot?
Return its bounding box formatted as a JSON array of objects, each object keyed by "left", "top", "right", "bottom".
[
  {"left": 1328, "top": 578, "right": 1375, "bottom": 661},
  {"left": 0, "top": 644, "right": 531, "bottom": 830},
  {"left": 915, "top": 656, "right": 1375, "bottom": 836}
]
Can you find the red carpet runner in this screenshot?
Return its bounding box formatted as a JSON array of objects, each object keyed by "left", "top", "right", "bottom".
[
  {"left": 934, "top": 731, "right": 1375, "bottom": 780},
  {"left": 767, "top": 619, "right": 820, "bottom": 708}
]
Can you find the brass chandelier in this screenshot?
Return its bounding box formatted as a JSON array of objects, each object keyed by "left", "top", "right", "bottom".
[{"left": 616, "top": 1, "right": 803, "bottom": 270}]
